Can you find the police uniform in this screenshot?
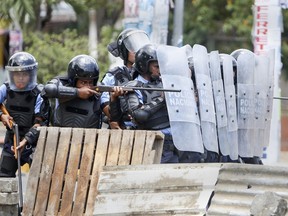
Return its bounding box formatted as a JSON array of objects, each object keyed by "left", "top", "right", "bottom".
[
  {"left": 43, "top": 55, "right": 102, "bottom": 129},
  {"left": 0, "top": 84, "right": 50, "bottom": 177},
  {"left": 45, "top": 77, "right": 102, "bottom": 128},
  {"left": 0, "top": 52, "right": 50, "bottom": 177}
]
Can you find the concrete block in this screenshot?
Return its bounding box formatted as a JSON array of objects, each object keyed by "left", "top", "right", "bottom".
[
  {"left": 250, "top": 191, "right": 288, "bottom": 216},
  {"left": 0, "top": 204, "right": 18, "bottom": 216},
  {"left": 0, "top": 178, "right": 18, "bottom": 192},
  {"left": 0, "top": 192, "right": 18, "bottom": 205}
]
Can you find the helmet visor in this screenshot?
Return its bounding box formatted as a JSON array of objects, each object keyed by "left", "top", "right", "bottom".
[
  {"left": 123, "top": 31, "right": 151, "bottom": 53},
  {"left": 7, "top": 69, "right": 37, "bottom": 91}
]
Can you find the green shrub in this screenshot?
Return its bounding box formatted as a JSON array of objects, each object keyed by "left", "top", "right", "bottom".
[{"left": 24, "top": 29, "right": 89, "bottom": 84}]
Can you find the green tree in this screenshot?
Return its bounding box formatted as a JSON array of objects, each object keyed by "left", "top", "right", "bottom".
[
  {"left": 5, "top": 0, "right": 288, "bottom": 80},
  {"left": 24, "top": 29, "right": 89, "bottom": 84},
  {"left": 182, "top": 0, "right": 254, "bottom": 52}
]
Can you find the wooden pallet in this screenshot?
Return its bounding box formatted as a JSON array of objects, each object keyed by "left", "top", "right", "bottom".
[{"left": 22, "top": 127, "right": 164, "bottom": 216}]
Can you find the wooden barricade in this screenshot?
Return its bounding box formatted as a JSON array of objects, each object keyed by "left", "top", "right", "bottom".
[
  {"left": 22, "top": 127, "right": 164, "bottom": 216},
  {"left": 94, "top": 163, "right": 221, "bottom": 215}
]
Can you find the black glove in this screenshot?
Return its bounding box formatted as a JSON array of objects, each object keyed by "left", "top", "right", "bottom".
[
  {"left": 24, "top": 127, "right": 40, "bottom": 146},
  {"left": 109, "top": 99, "right": 121, "bottom": 122}
]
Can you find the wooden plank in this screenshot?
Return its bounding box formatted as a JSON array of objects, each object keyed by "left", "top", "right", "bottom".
[
  {"left": 85, "top": 129, "right": 110, "bottom": 216},
  {"left": 152, "top": 132, "right": 164, "bottom": 164},
  {"left": 95, "top": 164, "right": 222, "bottom": 215},
  {"left": 142, "top": 131, "right": 157, "bottom": 164},
  {"left": 72, "top": 129, "right": 97, "bottom": 216},
  {"left": 59, "top": 128, "right": 84, "bottom": 215},
  {"left": 131, "top": 130, "right": 146, "bottom": 165},
  {"left": 22, "top": 127, "right": 48, "bottom": 216},
  {"left": 97, "top": 164, "right": 221, "bottom": 192},
  {"left": 33, "top": 127, "right": 60, "bottom": 216},
  {"left": 94, "top": 192, "right": 205, "bottom": 215},
  {"left": 106, "top": 129, "right": 122, "bottom": 165},
  {"left": 46, "top": 127, "right": 72, "bottom": 215},
  {"left": 118, "top": 130, "right": 134, "bottom": 165}
]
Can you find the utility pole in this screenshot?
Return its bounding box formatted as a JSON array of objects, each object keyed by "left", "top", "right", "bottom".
[
  {"left": 88, "top": 9, "right": 98, "bottom": 59},
  {"left": 172, "top": 0, "right": 184, "bottom": 47}
]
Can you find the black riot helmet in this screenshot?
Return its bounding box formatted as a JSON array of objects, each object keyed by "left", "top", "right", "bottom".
[
  {"left": 134, "top": 44, "right": 158, "bottom": 76},
  {"left": 230, "top": 49, "right": 249, "bottom": 60},
  {"left": 67, "top": 54, "right": 99, "bottom": 86},
  {"left": 107, "top": 28, "right": 150, "bottom": 66},
  {"left": 5, "top": 51, "right": 38, "bottom": 91},
  {"left": 220, "top": 53, "right": 238, "bottom": 85}
]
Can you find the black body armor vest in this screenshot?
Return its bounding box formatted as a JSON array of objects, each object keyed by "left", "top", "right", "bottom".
[
  {"left": 54, "top": 96, "right": 101, "bottom": 128},
  {"left": 5, "top": 83, "right": 40, "bottom": 135},
  {"left": 139, "top": 81, "right": 170, "bottom": 130}
]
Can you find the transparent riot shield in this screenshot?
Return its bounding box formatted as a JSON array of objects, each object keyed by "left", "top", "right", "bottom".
[
  {"left": 254, "top": 54, "right": 270, "bottom": 157},
  {"left": 209, "top": 51, "right": 229, "bottom": 157},
  {"left": 156, "top": 44, "right": 204, "bottom": 153},
  {"left": 263, "top": 50, "right": 275, "bottom": 149},
  {"left": 231, "top": 49, "right": 255, "bottom": 158},
  {"left": 220, "top": 54, "right": 239, "bottom": 160},
  {"left": 192, "top": 44, "right": 219, "bottom": 154}
]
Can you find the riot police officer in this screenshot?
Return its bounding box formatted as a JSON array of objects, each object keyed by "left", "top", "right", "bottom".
[
  {"left": 0, "top": 52, "right": 50, "bottom": 177},
  {"left": 112, "top": 44, "right": 204, "bottom": 163},
  {"left": 101, "top": 28, "right": 151, "bottom": 129},
  {"left": 43, "top": 54, "right": 102, "bottom": 128}
]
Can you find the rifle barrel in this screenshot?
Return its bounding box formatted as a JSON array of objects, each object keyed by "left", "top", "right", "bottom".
[
  {"left": 273, "top": 96, "right": 288, "bottom": 100},
  {"left": 95, "top": 85, "right": 181, "bottom": 92},
  {"left": 122, "top": 86, "right": 181, "bottom": 92}
]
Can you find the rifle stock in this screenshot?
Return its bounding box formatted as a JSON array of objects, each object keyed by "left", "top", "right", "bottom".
[
  {"left": 0, "top": 104, "right": 18, "bottom": 159},
  {"left": 0, "top": 104, "right": 14, "bottom": 128},
  {"left": 95, "top": 85, "right": 181, "bottom": 93}
]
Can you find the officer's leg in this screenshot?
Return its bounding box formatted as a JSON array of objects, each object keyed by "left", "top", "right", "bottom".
[
  {"left": 219, "top": 155, "right": 240, "bottom": 163},
  {"left": 241, "top": 157, "right": 260, "bottom": 164},
  {"left": 241, "top": 157, "right": 254, "bottom": 164},
  {"left": 205, "top": 150, "right": 219, "bottom": 163},
  {"left": 161, "top": 138, "right": 179, "bottom": 163},
  {"left": 253, "top": 156, "right": 263, "bottom": 165},
  {"left": 178, "top": 151, "right": 204, "bottom": 163},
  {"left": 0, "top": 149, "right": 17, "bottom": 177}
]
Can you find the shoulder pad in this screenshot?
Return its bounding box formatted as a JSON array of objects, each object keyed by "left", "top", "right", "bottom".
[
  {"left": 4, "top": 81, "right": 9, "bottom": 88},
  {"left": 107, "top": 66, "right": 126, "bottom": 75},
  {"left": 124, "top": 80, "right": 143, "bottom": 87},
  {"left": 58, "top": 77, "right": 70, "bottom": 86},
  {"left": 31, "top": 84, "right": 42, "bottom": 94},
  {"left": 36, "top": 84, "right": 44, "bottom": 92}
]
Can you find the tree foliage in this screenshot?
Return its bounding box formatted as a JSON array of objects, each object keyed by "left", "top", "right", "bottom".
[
  {"left": 3, "top": 0, "right": 288, "bottom": 80},
  {"left": 182, "top": 0, "right": 254, "bottom": 52},
  {"left": 23, "top": 29, "right": 89, "bottom": 84}
]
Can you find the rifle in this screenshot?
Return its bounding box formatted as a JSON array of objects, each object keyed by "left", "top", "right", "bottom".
[
  {"left": 0, "top": 104, "right": 23, "bottom": 212},
  {"left": 94, "top": 85, "right": 181, "bottom": 93},
  {"left": 273, "top": 96, "right": 288, "bottom": 100}
]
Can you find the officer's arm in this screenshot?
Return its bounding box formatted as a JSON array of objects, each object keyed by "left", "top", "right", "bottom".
[
  {"left": 126, "top": 93, "right": 165, "bottom": 124},
  {"left": 42, "top": 78, "right": 78, "bottom": 100}
]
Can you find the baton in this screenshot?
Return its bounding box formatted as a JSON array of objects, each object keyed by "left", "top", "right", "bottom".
[
  {"left": 13, "top": 123, "right": 23, "bottom": 212},
  {"left": 0, "top": 104, "right": 23, "bottom": 212}
]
